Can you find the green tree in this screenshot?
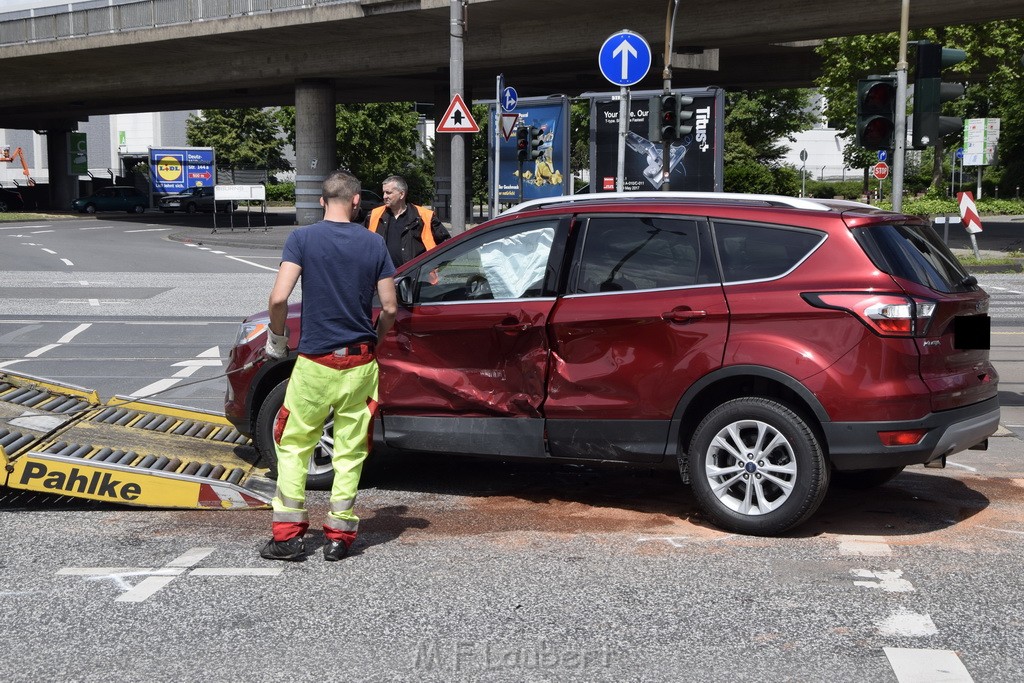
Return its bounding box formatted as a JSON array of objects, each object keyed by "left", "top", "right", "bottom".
[
  {"left": 816, "top": 21, "right": 1024, "bottom": 194},
  {"left": 276, "top": 102, "right": 433, "bottom": 203},
  {"left": 186, "top": 108, "right": 289, "bottom": 172},
  {"left": 723, "top": 89, "right": 817, "bottom": 193}
]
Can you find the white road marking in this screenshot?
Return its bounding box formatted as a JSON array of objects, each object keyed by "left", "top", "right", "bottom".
[
  {"left": 0, "top": 359, "right": 25, "bottom": 369},
  {"left": 25, "top": 343, "right": 60, "bottom": 357},
  {"left": 57, "top": 547, "right": 282, "bottom": 603},
  {"left": 61, "top": 258, "right": 74, "bottom": 266},
  {"left": 851, "top": 569, "right": 915, "bottom": 592},
  {"left": 130, "top": 378, "right": 180, "bottom": 397},
  {"left": 191, "top": 568, "right": 283, "bottom": 577},
  {"left": 79, "top": 226, "right": 112, "bottom": 230},
  {"left": 57, "top": 324, "right": 91, "bottom": 343},
  {"left": 884, "top": 648, "right": 974, "bottom": 683},
  {"left": 838, "top": 535, "right": 892, "bottom": 556},
  {"left": 41, "top": 248, "right": 56, "bottom": 254},
  {"left": 226, "top": 255, "right": 279, "bottom": 272},
  {"left": 124, "top": 228, "right": 172, "bottom": 233},
  {"left": 88, "top": 299, "right": 100, "bottom": 306},
  {"left": 876, "top": 608, "right": 938, "bottom": 637},
  {"left": 31, "top": 230, "right": 55, "bottom": 234}
]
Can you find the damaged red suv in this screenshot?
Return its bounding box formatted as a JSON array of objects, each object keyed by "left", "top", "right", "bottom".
[{"left": 224, "top": 192, "right": 999, "bottom": 536}]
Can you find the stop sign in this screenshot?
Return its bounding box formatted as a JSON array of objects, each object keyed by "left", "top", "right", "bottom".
[{"left": 872, "top": 162, "right": 890, "bottom": 180}]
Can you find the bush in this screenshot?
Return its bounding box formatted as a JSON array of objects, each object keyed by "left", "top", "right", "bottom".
[
  {"left": 264, "top": 182, "right": 294, "bottom": 203},
  {"left": 724, "top": 160, "right": 774, "bottom": 194}
]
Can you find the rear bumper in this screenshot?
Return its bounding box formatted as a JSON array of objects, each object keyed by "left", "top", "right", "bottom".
[{"left": 824, "top": 396, "right": 1000, "bottom": 470}]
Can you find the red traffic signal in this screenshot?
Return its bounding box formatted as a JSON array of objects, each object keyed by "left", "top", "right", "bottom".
[
  {"left": 516, "top": 126, "right": 530, "bottom": 162},
  {"left": 856, "top": 77, "right": 896, "bottom": 150}
]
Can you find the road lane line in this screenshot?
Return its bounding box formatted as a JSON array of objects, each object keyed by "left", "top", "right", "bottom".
[
  {"left": 884, "top": 648, "right": 974, "bottom": 682},
  {"left": 851, "top": 569, "right": 915, "bottom": 592},
  {"left": 131, "top": 378, "right": 180, "bottom": 397},
  {"left": 25, "top": 343, "right": 61, "bottom": 358},
  {"left": 61, "top": 258, "right": 74, "bottom": 266},
  {"left": 838, "top": 535, "right": 892, "bottom": 556},
  {"left": 191, "top": 568, "right": 283, "bottom": 577},
  {"left": 225, "top": 255, "right": 279, "bottom": 272},
  {"left": 41, "top": 248, "right": 56, "bottom": 254},
  {"left": 31, "top": 230, "right": 55, "bottom": 234},
  {"left": 124, "top": 228, "right": 172, "bottom": 233},
  {"left": 876, "top": 609, "right": 938, "bottom": 636},
  {"left": 57, "top": 323, "right": 92, "bottom": 343}
]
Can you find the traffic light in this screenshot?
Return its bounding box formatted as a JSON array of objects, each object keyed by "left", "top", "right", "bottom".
[
  {"left": 855, "top": 76, "right": 897, "bottom": 150},
  {"left": 674, "top": 94, "right": 695, "bottom": 136},
  {"left": 516, "top": 126, "right": 530, "bottom": 162},
  {"left": 912, "top": 40, "right": 966, "bottom": 149},
  {"left": 527, "top": 126, "right": 544, "bottom": 160},
  {"left": 659, "top": 94, "right": 678, "bottom": 141}
]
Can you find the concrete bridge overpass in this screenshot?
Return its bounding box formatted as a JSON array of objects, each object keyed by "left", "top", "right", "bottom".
[{"left": 3, "top": 0, "right": 1022, "bottom": 220}]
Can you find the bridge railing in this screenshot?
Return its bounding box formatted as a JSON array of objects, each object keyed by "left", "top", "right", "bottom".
[{"left": 0, "top": 0, "right": 352, "bottom": 46}]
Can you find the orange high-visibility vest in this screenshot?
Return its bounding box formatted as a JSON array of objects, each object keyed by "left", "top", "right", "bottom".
[{"left": 367, "top": 205, "right": 437, "bottom": 251}]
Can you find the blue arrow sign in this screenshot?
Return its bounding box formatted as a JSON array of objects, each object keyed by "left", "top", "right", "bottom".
[
  {"left": 877, "top": 150, "right": 888, "bottom": 162},
  {"left": 956, "top": 147, "right": 964, "bottom": 160},
  {"left": 598, "top": 30, "right": 651, "bottom": 87},
  {"left": 501, "top": 86, "right": 518, "bottom": 112}
]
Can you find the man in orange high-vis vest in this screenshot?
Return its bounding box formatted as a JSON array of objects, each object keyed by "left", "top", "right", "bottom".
[{"left": 365, "top": 175, "right": 451, "bottom": 267}]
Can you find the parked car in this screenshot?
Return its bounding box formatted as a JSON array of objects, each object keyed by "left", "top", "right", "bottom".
[
  {"left": 0, "top": 187, "right": 25, "bottom": 212},
  {"left": 159, "top": 186, "right": 234, "bottom": 214},
  {"left": 71, "top": 186, "right": 148, "bottom": 214},
  {"left": 224, "top": 191, "right": 999, "bottom": 536}
]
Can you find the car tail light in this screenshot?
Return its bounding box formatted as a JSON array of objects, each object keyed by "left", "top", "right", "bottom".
[
  {"left": 802, "top": 292, "right": 935, "bottom": 337},
  {"left": 877, "top": 429, "right": 928, "bottom": 446}
]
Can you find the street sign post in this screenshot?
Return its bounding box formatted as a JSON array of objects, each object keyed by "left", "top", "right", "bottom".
[{"left": 598, "top": 30, "right": 652, "bottom": 192}]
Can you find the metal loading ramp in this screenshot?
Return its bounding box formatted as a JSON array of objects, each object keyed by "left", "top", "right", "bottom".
[{"left": 1, "top": 371, "right": 273, "bottom": 509}]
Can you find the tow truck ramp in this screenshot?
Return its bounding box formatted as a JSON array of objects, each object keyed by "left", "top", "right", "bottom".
[{"left": 1, "top": 371, "right": 272, "bottom": 509}]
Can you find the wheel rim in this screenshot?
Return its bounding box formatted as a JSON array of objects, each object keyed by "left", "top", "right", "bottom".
[{"left": 703, "top": 419, "right": 797, "bottom": 515}]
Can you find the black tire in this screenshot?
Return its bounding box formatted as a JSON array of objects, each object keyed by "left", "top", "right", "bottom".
[
  {"left": 185, "top": 202, "right": 197, "bottom": 214},
  {"left": 85, "top": 204, "right": 96, "bottom": 214},
  {"left": 831, "top": 466, "right": 905, "bottom": 490},
  {"left": 254, "top": 379, "right": 335, "bottom": 490},
  {"left": 687, "top": 397, "right": 830, "bottom": 536},
  {"left": 0, "top": 200, "right": 8, "bottom": 212}
]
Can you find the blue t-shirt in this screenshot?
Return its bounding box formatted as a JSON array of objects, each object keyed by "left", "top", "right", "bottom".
[{"left": 281, "top": 220, "right": 396, "bottom": 355}]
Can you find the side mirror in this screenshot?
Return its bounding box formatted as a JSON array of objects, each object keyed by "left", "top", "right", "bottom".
[{"left": 396, "top": 275, "right": 414, "bottom": 307}]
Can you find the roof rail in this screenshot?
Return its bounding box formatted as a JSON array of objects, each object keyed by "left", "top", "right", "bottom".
[{"left": 501, "top": 191, "right": 849, "bottom": 216}]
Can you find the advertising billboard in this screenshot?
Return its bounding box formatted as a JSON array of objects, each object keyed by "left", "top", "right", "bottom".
[
  {"left": 587, "top": 87, "right": 724, "bottom": 192},
  {"left": 149, "top": 147, "right": 216, "bottom": 195},
  {"left": 488, "top": 95, "right": 570, "bottom": 207}
]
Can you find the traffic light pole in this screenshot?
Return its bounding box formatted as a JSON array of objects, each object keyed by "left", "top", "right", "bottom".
[
  {"left": 661, "top": 0, "right": 681, "bottom": 191},
  {"left": 891, "top": 0, "right": 910, "bottom": 213}
]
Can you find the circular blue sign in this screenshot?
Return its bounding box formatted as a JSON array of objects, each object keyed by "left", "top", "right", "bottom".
[
  {"left": 598, "top": 30, "right": 652, "bottom": 87},
  {"left": 877, "top": 150, "right": 888, "bottom": 162},
  {"left": 501, "top": 86, "right": 518, "bottom": 112},
  {"left": 956, "top": 147, "right": 964, "bottom": 160}
]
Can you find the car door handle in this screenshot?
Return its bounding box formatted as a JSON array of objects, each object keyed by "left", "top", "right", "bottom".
[
  {"left": 494, "top": 317, "right": 532, "bottom": 333},
  {"left": 662, "top": 308, "right": 707, "bottom": 324}
]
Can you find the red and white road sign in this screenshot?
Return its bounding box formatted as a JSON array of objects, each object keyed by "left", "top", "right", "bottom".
[
  {"left": 436, "top": 93, "right": 479, "bottom": 133},
  {"left": 872, "top": 162, "right": 889, "bottom": 180},
  {"left": 957, "top": 191, "right": 984, "bottom": 234},
  {"left": 500, "top": 113, "right": 519, "bottom": 141}
]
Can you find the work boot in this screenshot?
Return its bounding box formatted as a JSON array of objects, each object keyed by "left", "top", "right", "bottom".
[
  {"left": 260, "top": 537, "right": 305, "bottom": 561},
  {"left": 323, "top": 540, "right": 350, "bottom": 562}
]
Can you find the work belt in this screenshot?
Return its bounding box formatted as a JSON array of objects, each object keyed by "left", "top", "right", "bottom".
[{"left": 300, "top": 343, "right": 375, "bottom": 371}]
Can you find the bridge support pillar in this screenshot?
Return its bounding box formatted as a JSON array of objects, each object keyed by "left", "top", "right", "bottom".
[
  {"left": 46, "top": 130, "right": 77, "bottom": 211},
  {"left": 294, "top": 80, "right": 336, "bottom": 225}
]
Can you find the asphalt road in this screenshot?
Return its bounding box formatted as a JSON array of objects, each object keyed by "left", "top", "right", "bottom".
[{"left": 1, "top": 213, "right": 1023, "bottom": 682}]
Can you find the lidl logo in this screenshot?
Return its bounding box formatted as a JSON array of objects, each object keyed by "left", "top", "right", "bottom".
[{"left": 156, "top": 155, "right": 184, "bottom": 181}]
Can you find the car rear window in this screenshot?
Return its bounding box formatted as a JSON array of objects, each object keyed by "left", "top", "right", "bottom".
[
  {"left": 852, "top": 223, "right": 974, "bottom": 293},
  {"left": 711, "top": 221, "right": 825, "bottom": 283}
]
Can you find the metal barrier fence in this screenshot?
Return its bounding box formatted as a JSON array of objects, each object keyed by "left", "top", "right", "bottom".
[{"left": 0, "top": 0, "right": 353, "bottom": 46}]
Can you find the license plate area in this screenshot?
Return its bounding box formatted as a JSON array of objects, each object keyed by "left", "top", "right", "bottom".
[{"left": 954, "top": 314, "right": 990, "bottom": 350}]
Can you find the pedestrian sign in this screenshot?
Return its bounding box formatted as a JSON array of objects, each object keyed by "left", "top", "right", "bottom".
[{"left": 437, "top": 93, "right": 480, "bottom": 133}]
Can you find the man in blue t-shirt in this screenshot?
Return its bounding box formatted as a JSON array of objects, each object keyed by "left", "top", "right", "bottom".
[{"left": 260, "top": 169, "right": 397, "bottom": 562}]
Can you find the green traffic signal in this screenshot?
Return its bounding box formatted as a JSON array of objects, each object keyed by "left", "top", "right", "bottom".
[
  {"left": 912, "top": 40, "right": 966, "bottom": 149},
  {"left": 856, "top": 77, "right": 896, "bottom": 150}
]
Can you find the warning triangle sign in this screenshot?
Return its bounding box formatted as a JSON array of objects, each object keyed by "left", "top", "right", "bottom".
[{"left": 436, "top": 93, "right": 479, "bottom": 133}]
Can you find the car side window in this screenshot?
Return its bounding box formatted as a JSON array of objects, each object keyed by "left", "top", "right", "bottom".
[
  {"left": 574, "top": 216, "right": 712, "bottom": 293},
  {"left": 712, "top": 221, "right": 825, "bottom": 283},
  {"left": 414, "top": 220, "right": 558, "bottom": 304}
]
